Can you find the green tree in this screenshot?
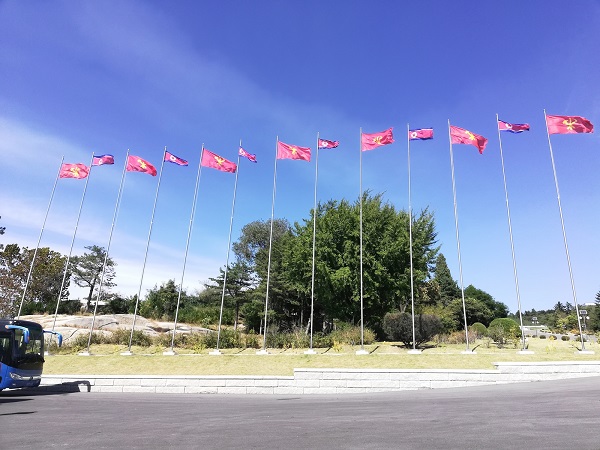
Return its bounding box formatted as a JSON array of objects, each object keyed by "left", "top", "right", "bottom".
[
  {"left": 281, "top": 193, "right": 438, "bottom": 337},
  {"left": 589, "top": 291, "right": 600, "bottom": 332},
  {"left": 0, "top": 244, "right": 69, "bottom": 316},
  {"left": 71, "top": 245, "right": 116, "bottom": 311},
  {"left": 432, "top": 254, "right": 460, "bottom": 305},
  {"left": 140, "top": 280, "right": 185, "bottom": 320},
  {"left": 448, "top": 297, "right": 494, "bottom": 328},
  {"left": 464, "top": 285, "right": 508, "bottom": 319},
  {"left": 206, "top": 261, "right": 253, "bottom": 330}
]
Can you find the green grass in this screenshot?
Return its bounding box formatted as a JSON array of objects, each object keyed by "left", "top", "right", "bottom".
[{"left": 43, "top": 337, "right": 599, "bottom": 376}]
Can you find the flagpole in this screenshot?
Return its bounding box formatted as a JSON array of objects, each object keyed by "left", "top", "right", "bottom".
[
  {"left": 407, "top": 124, "right": 420, "bottom": 354},
  {"left": 83, "top": 150, "right": 129, "bottom": 356},
  {"left": 211, "top": 143, "right": 241, "bottom": 355},
  {"left": 16, "top": 156, "right": 64, "bottom": 319},
  {"left": 258, "top": 137, "right": 278, "bottom": 354},
  {"left": 165, "top": 146, "right": 204, "bottom": 355},
  {"left": 543, "top": 110, "right": 590, "bottom": 354},
  {"left": 306, "top": 132, "right": 320, "bottom": 355},
  {"left": 447, "top": 120, "right": 472, "bottom": 353},
  {"left": 124, "top": 147, "right": 167, "bottom": 355},
  {"left": 357, "top": 128, "right": 367, "bottom": 355},
  {"left": 48, "top": 152, "right": 95, "bottom": 351},
  {"left": 496, "top": 114, "right": 529, "bottom": 353}
]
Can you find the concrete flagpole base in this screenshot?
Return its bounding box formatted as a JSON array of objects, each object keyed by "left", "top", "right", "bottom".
[
  {"left": 163, "top": 350, "right": 176, "bottom": 356},
  {"left": 78, "top": 351, "right": 91, "bottom": 356},
  {"left": 407, "top": 349, "right": 422, "bottom": 354},
  {"left": 120, "top": 351, "right": 133, "bottom": 356},
  {"left": 461, "top": 350, "right": 476, "bottom": 354},
  {"left": 209, "top": 350, "right": 222, "bottom": 355},
  {"left": 576, "top": 350, "right": 595, "bottom": 355},
  {"left": 304, "top": 349, "right": 317, "bottom": 355},
  {"left": 517, "top": 350, "right": 535, "bottom": 355},
  {"left": 256, "top": 349, "right": 269, "bottom": 355},
  {"left": 355, "top": 349, "right": 369, "bottom": 355}
]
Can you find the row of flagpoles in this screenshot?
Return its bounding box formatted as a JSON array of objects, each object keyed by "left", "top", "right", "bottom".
[{"left": 16, "top": 111, "right": 595, "bottom": 355}]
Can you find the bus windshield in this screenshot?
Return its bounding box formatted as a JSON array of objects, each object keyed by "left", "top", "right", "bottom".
[{"left": 13, "top": 328, "right": 44, "bottom": 361}]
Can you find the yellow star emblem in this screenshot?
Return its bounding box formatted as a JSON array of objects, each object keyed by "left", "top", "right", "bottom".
[
  {"left": 562, "top": 118, "right": 577, "bottom": 130},
  {"left": 215, "top": 156, "right": 225, "bottom": 165}
]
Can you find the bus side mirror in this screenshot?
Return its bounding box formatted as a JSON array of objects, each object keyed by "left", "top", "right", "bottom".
[
  {"left": 5, "top": 325, "right": 30, "bottom": 344},
  {"left": 44, "top": 330, "right": 63, "bottom": 347}
]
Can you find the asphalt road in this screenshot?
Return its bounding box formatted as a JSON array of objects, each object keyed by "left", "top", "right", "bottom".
[{"left": 1, "top": 377, "right": 599, "bottom": 449}]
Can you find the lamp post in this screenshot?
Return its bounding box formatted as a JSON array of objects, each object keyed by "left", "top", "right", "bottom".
[{"left": 532, "top": 317, "right": 539, "bottom": 338}]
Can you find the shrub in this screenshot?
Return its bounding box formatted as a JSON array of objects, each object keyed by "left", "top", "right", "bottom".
[
  {"left": 539, "top": 334, "right": 547, "bottom": 339},
  {"left": 178, "top": 306, "right": 234, "bottom": 327},
  {"left": 330, "top": 325, "right": 375, "bottom": 346},
  {"left": 383, "top": 312, "right": 443, "bottom": 347},
  {"left": 203, "top": 329, "right": 243, "bottom": 349},
  {"left": 470, "top": 322, "right": 487, "bottom": 338},
  {"left": 488, "top": 318, "right": 520, "bottom": 338},
  {"left": 561, "top": 335, "right": 569, "bottom": 341}
]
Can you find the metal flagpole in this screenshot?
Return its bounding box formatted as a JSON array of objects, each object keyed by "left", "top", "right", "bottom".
[
  {"left": 306, "top": 132, "right": 320, "bottom": 355},
  {"left": 124, "top": 147, "right": 167, "bottom": 355},
  {"left": 83, "top": 150, "right": 129, "bottom": 356},
  {"left": 543, "top": 110, "right": 590, "bottom": 354},
  {"left": 16, "top": 156, "right": 64, "bottom": 319},
  {"left": 447, "top": 120, "right": 472, "bottom": 353},
  {"left": 496, "top": 114, "right": 529, "bottom": 353},
  {"left": 357, "top": 128, "right": 367, "bottom": 355},
  {"left": 211, "top": 143, "right": 241, "bottom": 355},
  {"left": 49, "top": 152, "right": 95, "bottom": 351},
  {"left": 407, "top": 124, "right": 420, "bottom": 354},
  {"left": 258, "top": 137, "right": 278, "bottom": 354},
  {"left": 165, "top": 146, "right": 204, "bottom": 355}
]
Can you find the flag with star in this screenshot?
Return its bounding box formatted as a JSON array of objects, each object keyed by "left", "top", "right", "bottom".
[
  {"left": 449, "top": 125, "right": 488, "bottom": 154},
  {"left": 126, "top": 155, "right": 157, "bottom": 176},
  {"left": 92, "top": 154, "right": 115, "bottom": 166},
  {"left": 277, "top": 141, "right": 311, "bottom": 161},
  {"left": 59, "top": 163, "right": 89, "bottom": 179},
  {"left": 498, "top": 120, "right": 530, "bottom": 133},
  {"left": 361, "top": 128, "right": 394, "bottom": 151},
  {"left": 239, "top": 147, "right": 257, "bottom": 163},
  {"left": 201, "top": 149, "right": 237, "bottom": 173},
  {"left": 318, "top": 138, "right": 339, "bottom": 149},
  {"left": 546, "top": 115, "right": 594, "bottom": 134},
  {"left": 164, "top": 151, "right": 188, "bottom": 166},
  {"left": 408, "top": 128, "right": 434, "bottom": 140}
]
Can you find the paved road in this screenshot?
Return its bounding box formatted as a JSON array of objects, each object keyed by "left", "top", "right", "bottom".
[{"left": 2, "top": 377, "right": 599, "bottom": 449}]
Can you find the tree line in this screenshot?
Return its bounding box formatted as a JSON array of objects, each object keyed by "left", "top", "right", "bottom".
[{"left": 1, "top": 194, "right": 516, "bottom": 342}]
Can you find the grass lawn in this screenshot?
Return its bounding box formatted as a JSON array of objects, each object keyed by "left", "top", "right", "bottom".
[{"left": 43, "top": 337, "right": 599, "bottom": 376}]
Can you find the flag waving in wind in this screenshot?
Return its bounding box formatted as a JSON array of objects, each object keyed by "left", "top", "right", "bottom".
[
  {"left": 277, "top": 141, "right": 311, "bottom": 161},
  {"left": 92, "top": 154, "right": 115, "bottom": 166},
  {"left": 546, "top": 115, "right": 594, "bottom": 134},
  {"left": 164, "top": 151, "right": 188, "bottom": 166},
  {"left": 127, "top": 155, "right": 157, "bottom": 176},
  {"left": 450, "top": 125, "right": 488, "bottom": 154},
  {"left": 498, "top": 120, "right": 530, "bottom": 133},
  {"left": 59, "top": 163, "right": 89, "bottom": 179},
  {"left": 361, "top": 128, "right": 394, "bottom": 150},
  {"left": 409, "top": 128, "right": 434, "bottom": 140},
  {"left": 318, "top": 139, "right": 339, "bottom": 149},
  {"left": 202, "top": 149, "right": 237, "bottom": 173},
  {"left": 239, "top": 147, "right": 257, "bottom": 162}
]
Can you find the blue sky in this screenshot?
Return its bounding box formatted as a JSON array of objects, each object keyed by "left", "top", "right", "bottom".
[{"left": 1, "top": 0, "right": 599, "bottom": 313}]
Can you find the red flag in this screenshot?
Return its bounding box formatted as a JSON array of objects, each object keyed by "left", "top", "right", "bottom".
[
  {"left": 361, "top": 128, "right": 394, "bottom": 151},
  {"left": 546, "top": 115, "right": 594, "bottom": 134},
  {"left": 126, "top": 155, "right": 157, "bottom": 176},
  {"left": 59, "top": 163, "right": 89, "bottom": 179},
  {"left": 449, "top": 125, "right": 488, "bottom": 154},
  {"left": 277, "top": 141, "right": 311, "bottom": 161},
  {"left": 201, "top": 149, "right": 237, "bottom": 173},
  {"left": 164, "top": 151, "right": 188, "bottom": 166},
  {"left": 409, "top": 128, "right": 434, "bottom": 140},
  {"left": 92, "top": 154, "right": 115, "bottom": 166},
  {"left": 318, "top": 138, "right": 339, "bottom": 149},
  {"left": 497, "top": 120, "right": 530, "bottom": 133},
  {"left": 239, "top": 147, "right": 257, "bottom": 163}
]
